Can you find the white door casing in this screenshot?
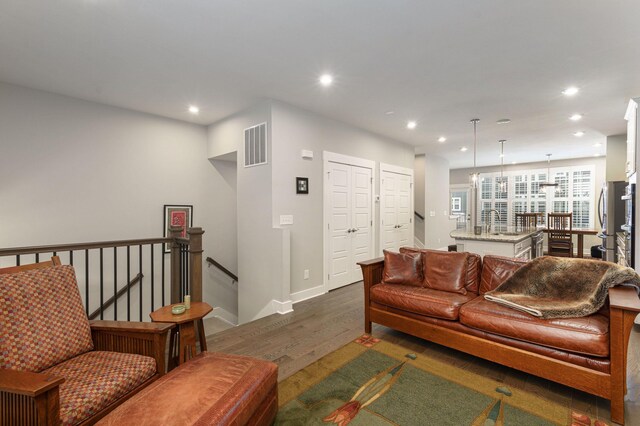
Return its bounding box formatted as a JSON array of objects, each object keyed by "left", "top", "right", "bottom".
[
  {"left": 324, "top": 152, "right": 375, "bottom": 292},
  {"left": 379, "top": 163, "right": 414, "bottom": 254}
]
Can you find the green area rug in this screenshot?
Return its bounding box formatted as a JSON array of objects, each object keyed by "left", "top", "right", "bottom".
[{"left": 276, "top": 335, "right": 608, "bottom": 426}]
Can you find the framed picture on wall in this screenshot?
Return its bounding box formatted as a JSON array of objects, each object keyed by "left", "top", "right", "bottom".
[
  {"left": 163, "top": 204, "right": 193, "bottom": 253},
  {"left": 296, "top": 177, "right": 309, "bottom": 194}
]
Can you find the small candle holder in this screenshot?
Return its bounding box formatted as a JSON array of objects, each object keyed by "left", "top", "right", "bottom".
[{"left": 184, "top": 295, "right": 191, "bottom": 310}]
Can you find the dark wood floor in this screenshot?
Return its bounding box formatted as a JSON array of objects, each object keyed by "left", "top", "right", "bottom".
[{"left": 204, "top": 282, "right": 640, "bottom": 425}]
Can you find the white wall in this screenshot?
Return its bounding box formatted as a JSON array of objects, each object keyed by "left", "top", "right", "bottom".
[
  {"left": 270, "top": 100, "right": 415, "bottom": 297},
  {"left": 0, "top": 82, "right": 237, "bottom": 320}
]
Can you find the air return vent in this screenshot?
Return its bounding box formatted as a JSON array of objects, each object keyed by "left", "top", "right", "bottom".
[{"left": 244, "top": 123, "right": 267, "bottom": 167}]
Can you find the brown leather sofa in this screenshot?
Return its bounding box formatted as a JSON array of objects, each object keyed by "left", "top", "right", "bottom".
[{"left": 359, "top": 249, "right": 640, "bottom": 425}]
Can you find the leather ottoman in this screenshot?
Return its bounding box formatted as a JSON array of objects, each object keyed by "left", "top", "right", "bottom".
[{"left": 97, "top": 352, "right": 278, "bottom": 426}]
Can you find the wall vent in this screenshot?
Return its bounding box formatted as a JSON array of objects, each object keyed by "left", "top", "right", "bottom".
[{"left": 244, "top": 123, "right": 268, "bottom": 167}]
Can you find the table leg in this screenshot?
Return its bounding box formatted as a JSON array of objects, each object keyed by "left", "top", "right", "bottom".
[
  {"left": 178, "top": 321, "right": 197, "bottom": 365},
  {"left": 577, "top": 234, "right": 584, "bottom": 258},
  {"left": 197, "top": 318, "right": 208, "bottom": 352},
  {"left": 168, "top": 328, "right": 178, "bottom": 371}
]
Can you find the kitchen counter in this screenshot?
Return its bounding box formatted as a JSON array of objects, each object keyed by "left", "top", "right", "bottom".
[{"left": 450, "top": 227, "right": 541, "bottom": 259}]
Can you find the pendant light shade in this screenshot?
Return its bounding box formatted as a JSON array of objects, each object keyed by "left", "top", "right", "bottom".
[
  {"left": 539, "top": 154, "right": 558, "bottom": 193},
  {"left": 469, "top": 119, "right": 480, "bottom": 188}
]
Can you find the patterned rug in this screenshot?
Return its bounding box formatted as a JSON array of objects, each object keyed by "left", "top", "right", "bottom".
[{"left": 276, "top": 335, "right": 609, "bottom": 426}]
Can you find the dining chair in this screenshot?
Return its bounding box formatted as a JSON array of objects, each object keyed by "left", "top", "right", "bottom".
[
  {"left": 547, "top": 212, "right": 573, "bottom": 257},
  {"left": 515, "top": 213, "right": 540, "bottom": 230}
]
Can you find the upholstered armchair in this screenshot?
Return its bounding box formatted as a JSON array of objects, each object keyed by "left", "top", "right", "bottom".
[{"left": 0, "top": 257, "right": 173, "bottom": 425}]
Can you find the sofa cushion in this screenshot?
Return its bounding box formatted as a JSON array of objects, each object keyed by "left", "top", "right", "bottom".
[
  {"left": 479, "top": 255, "right": 528, "bottom": 294},
  {"left": 459, "top": 297, "right": 609, "bottom": 357},
  {"left": 43, "top": 351, "right": 156, "bottom": 425},
  {"left": 0, "top": 265, "right": 94, "bottom": 372},
  {"left": 465, "top": 253, "right": 482, "bottom": 294},
  {"left": 400, "top": 248, "right": 470, "bottom": 294},
  {"left": 382, "top": 250, "right": 423, "bottom": 287},
  {"left": 97, "top": 352, "right": 278, "bottom": 426},
  {"left": 371, "top": 283, "right": 477, "bottom": 320}
]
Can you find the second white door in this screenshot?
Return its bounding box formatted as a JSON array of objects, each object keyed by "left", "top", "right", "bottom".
[
  {"left": 381, "top": 169, "right": 413, "bottom": 252},
  {"left": 328, "top": 162, "right": 373, "bottom": 290}
]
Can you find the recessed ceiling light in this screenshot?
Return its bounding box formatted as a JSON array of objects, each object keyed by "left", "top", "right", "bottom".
[
  {"left": 438, "top": 136, "right": 446, "bottom": 142},
  {"left": 460, "top": 146, "right": 468, "bottom": 152},
  {"left": 511, "top": 161, "right": 517, "bottom": 165},
  {"left": 319, "top": 74, "right": 333, "bottom": 87},
  {"left": 188, "top": 105, "right": 200, "bottom": 114},
  {"left": 593, "top": 143, "right": 602, "bottom": 147},
  {"left": 384, "top": 110, "right": 395, "bottom": 115},
  {"left": 562, "top": 86, "right": 579, "bottom": 96},
  {"left": 496, "top": 119, "right": 511, "bottom": 125},
  {"left": 573, "top": 131, "right": 585, "bottom": 137},
  {"left": 594, "top": 153, "right": 601, "bottom": 157},
  {"left": 407, "top": 121, "right": 417, "bottom": 129},
  {"left": 569, "top": 114, "right": 582, "bottom": 121}
]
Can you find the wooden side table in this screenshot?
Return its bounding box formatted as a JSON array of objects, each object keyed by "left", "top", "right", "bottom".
[{"left": 150, "top": 302, "right": 212, "bottom": 370}]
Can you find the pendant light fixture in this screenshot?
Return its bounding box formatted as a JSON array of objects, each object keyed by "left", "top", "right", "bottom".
[
  {"left": 539, "top": 153, "right": 558, "bottom": 193},
  {"left": 469, "top": 119, "right": 480, "bottom": 188},
  {"left": 498, "top": 140, "right": 506, "bottom": 192}
]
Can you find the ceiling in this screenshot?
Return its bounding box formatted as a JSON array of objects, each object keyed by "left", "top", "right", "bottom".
[{"left": 1, "top": 0, "right": 640, "bottom": 168}]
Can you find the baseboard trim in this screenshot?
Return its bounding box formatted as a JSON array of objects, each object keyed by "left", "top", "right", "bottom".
[
  {"left": 290, "top": 285, "right": 325, "bottom": 304},
  {"left": 272, "top": 299, "right": 293, "bottom": 315},
  {"left": 207, "top": 307, "right": 238, "bottom": 326}
]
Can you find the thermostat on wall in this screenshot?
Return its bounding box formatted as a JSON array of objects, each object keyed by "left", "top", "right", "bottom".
[{"left": 301, "top": 150, "right": 314, "bottom": 159}]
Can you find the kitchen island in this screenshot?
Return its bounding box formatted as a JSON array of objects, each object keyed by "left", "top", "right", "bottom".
[{"left": 450, "top": 227, "right": 542, "bottom": 260}]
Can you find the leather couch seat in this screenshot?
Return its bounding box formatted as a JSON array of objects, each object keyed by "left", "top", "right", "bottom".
[
  {"left": 371, "top": 283, "right": 477, "bottom": 320},
  {"left": 459, "top": 297, "right": 610, "bottom": 357}
]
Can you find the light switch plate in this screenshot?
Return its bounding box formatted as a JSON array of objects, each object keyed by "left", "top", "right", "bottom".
[
  {"left": 280, "top": 215, "right": 294, "bottom": 225},
  {"left": 430, "top": 211, "right": 436, "bottom": 217}
]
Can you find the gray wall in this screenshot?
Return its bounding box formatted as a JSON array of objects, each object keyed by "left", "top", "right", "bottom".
[
  {"left": 270, "top": 100, "right": 415, "bottom": 296},
  {"left": 421, "top": 155, "right": 454, "bottom": 249},
  {"left": 0, "top": 82, "right": 237, "bottom": 319},
  {"left": 206, "top": 102, "right": 278, "bottom": 324},
  {"left": 414, "top": 155, "right": 426, "bottom": 244},
  {"left": 606, "top": 134, "right": 628, "bottom": 182}
]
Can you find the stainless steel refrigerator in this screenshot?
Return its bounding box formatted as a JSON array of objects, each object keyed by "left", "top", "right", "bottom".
[{"left": 597, "top": 181, "right": 626, "bottom": 262}]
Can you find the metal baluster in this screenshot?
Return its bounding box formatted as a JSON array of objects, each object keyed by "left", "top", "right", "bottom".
[
  {"left": 127, "top": 246, "right": 131, "bottom": 321},
  {"left": 150, "top": 244, "right": 155, "bottom": 313},
  {"left": 114, "top": 247, "right": 118, "bottom": 321},
  {"left": 35, "top": 253, "right": 39, "bottom": 263},
  {"left": 99, "top": 248, "right": 104, "bottom": 320},
  {"left": 139, "top": 244, "right": 143, "bottom": 322},
  {"left": 16, "top": 255, "right": 20, "bottom": 266},
  {"left": 85, "top": 250, "right": 90, "bottom": 316},
  {"left": 69, "top": 250, "right": 74, "bottom": 266},
  {"left": 161, "top": 248, "right": 165, "bottom": 306}
]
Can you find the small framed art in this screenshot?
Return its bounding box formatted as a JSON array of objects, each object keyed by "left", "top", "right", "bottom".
[
  {"left": 296, "top": 177, "right": 309, "bottom": 194},
  {"left": 163, "top": 204, "right": 193, "bottom": 253}
]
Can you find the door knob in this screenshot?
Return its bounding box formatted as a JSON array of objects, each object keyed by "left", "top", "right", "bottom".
[{"left": 346, "top": 229, "right": 352, "bottom": 233}]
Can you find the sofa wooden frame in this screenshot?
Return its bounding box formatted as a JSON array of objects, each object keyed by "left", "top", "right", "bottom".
[
  {"left": 359, "top": 257, "right": 640, "bottom": 425},
  {"left": 0, "top": 256, "right": 173, "bottom": 426}
]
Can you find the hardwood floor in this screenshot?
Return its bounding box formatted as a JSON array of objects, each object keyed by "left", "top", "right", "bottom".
[{"left": 204, "top": 282, "right": 640, "bottom": 425}]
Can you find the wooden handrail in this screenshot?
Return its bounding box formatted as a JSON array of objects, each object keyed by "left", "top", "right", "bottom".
[
  {"left": 206, "top": 257, "right": 238, "bottom": 282},
  {"left": 88, "top": 273, "right": 144, "bottom": 320},
  {"left": 0, "top": 237, "right": 171, "bottom": 257},
  {"left": 414, "top": 211, "right": 425, "bottom": 221}
]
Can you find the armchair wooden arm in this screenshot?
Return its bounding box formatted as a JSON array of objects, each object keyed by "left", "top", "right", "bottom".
[
  {"left": 89, "top": 320, "right": 174, "bottom": 375},
  {"left": 0, "top": 369, "right": 64, "bottom": 425},
  {"left": 358, "top": 257, "right": 384, "bottom": 334}
]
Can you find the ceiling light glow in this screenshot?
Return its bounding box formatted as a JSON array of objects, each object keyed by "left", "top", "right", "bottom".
[
  {"left": 593, "top": 143, "right": 602, "bottom": 147},
  {"left": 319, "top": 74, "right": 333, "bottom": 87},
  {"left": 496, "top": 119, "right": 511, "bottom": 125},
  {"left": 407, "top": 121, "right": 417, "bottom": 129},
  {"left": 384, "top": 110, "right": 395, "bottom": 115},
  {"left": 460, "top": 147, "right": 468, "bottom": 152},
  {"left": 438, "top": 136, "right": 446, "bottom": 142},
  {"left": 573, "top": 131, "right": 585, "bottom": 137},
  {"left": 188, "top": 105, "right": 200, "bottom": 114},
  {"left": 511, "top": 161, "right": 517, "bottom": 165},
  {"left": 594, "top": 153, "right": 601, "bottom": 157},
  {"left": 569, "top": 114, "right": 582, "bottom": 121},
  {"left": 562, "top": 86, "right": 579, "bottom": 96}
]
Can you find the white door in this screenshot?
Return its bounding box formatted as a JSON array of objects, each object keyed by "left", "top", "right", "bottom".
[
  {"left": 381, "top": 169, "right": 413, "bottom": 252},
  {"left": 328, "top": 162, "right": 372, "bottom": 290}
]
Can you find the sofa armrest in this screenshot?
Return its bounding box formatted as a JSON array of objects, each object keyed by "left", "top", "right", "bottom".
[
  {"left": 608, "top": 286, "right": 640, "bottom": 312},
  {"left": 0, "top": 369, "right": 64, "bottom": 397},
  {"left": 90, "top": 320, "right": 173, "bottom": 375},
  {"left": 0, "top": 369, "right": 63, "bottom": 425}
]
